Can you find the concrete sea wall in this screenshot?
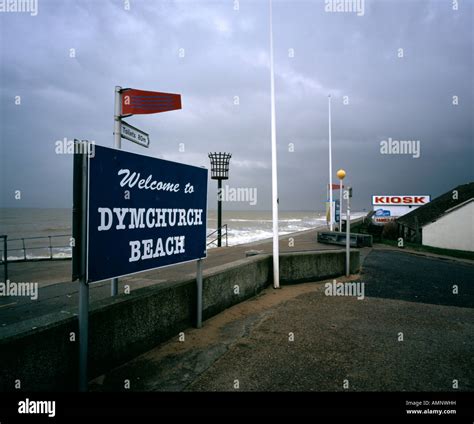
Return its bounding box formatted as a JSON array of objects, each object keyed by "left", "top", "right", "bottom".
[{"left": 0, "top": 249, "right": 359, "bottom": 391}]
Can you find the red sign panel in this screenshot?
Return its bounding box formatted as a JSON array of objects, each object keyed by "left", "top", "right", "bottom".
[{"left": 121, "top": 89, "right": 182, "bottom": 116}]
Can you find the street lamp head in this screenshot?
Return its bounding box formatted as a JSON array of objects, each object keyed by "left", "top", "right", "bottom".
[
  {"left": 337, "top": 169, "right": 346, "bottom": 180},
  {"left": 208, "top": 152, "right": 232, "bottom": 180}
]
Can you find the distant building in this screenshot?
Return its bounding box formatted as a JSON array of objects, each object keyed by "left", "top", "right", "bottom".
[{"left": 397, "top": 182, "right": 474, "bottom": 252}]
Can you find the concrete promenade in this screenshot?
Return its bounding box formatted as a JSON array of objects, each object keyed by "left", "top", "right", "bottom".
[
  {"left": 1, "top": 225, "right": 353, "bottom": 326},
  {"left": 90, "top": 249, "right": 474, "bottom": 392}
]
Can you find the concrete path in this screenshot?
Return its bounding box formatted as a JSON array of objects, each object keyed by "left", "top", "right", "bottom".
[
  {"left": 0, "top": 226, "right": 342, "bottom": 326},
  {"left": 90, "top": 249, "right": 474, "bottom": 392}
]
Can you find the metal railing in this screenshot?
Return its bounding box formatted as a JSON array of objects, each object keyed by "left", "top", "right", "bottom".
[
  {"left": 0, "top": 226, "right": 227, "bottom": 273},
  {"left": 0, "top": 234, "right": 72, "bottom": 264},
  {"left": 207, "top": 224, "right": 228, "bottom": 247},
  {"left": 0, "top": 235, "right": 7, "bottom": 281}
]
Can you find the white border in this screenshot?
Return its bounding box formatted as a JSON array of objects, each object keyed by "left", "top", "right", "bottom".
[{"left": 85, "top": 144, "right": 208, "bottom": 285}]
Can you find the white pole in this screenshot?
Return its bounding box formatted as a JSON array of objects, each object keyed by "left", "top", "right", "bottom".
[
  {"left": 269, "top": 0, "right": 280, "bottom": 289},
  {"left": 328, "top": 95, "right": 333, "bottom": 231},
  {"left": 114, "top": 86, "right": 122, "bottom": 150},
  {"left": 339, "top": 183, "right": 343, "bottom": 233},
  {"left": 346, "top": 188, "right": 351, "bottom": 277},
  {"left": 111, "top": 86, "right": 122, "bottom": 296}
]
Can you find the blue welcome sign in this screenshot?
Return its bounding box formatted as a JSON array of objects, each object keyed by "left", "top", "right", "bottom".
[{"left": 86, "top": 145, "right": 208, "bottom": 283}]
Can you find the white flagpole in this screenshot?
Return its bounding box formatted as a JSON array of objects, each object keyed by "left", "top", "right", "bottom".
[
  {"left": 269, "top": 0, "right": 280, "bottom": 289},
  {"left": 328, "top": 95, "right": 334, "bottom": 231}
]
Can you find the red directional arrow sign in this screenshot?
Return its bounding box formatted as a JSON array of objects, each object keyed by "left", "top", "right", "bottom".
[{"left": 121, "top": 89, "right": 182, "bottom": 116}]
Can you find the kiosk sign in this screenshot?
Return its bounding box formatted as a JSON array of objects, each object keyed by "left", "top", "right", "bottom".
[
  {"left": 85, "top": 145, "right": 207, "bottom": 283},
  {"left": 372, "top": 195, "right": 430, "bottom": 206}
]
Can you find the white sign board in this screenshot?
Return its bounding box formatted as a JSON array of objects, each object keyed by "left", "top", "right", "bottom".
[
  {"left": 372, "top": 195, "right": 430, "bottom": 206},
  {"left": 371, "top": 195, "right": 431, "bottom": 224},
  {"left": 120, "top": 121, "right": 150, "bottom": 148}
]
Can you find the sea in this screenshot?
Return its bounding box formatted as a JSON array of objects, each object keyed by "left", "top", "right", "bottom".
[{"left": 0, "top": 208, "right": 366, "bottom": 261}]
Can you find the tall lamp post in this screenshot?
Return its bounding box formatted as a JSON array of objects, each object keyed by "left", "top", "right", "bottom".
[
  {"left": 337, "top": 169, "right": 346, "bottom": 232},
  {"left": 208, "top": 152, "right": 232, "bottom": 247}
]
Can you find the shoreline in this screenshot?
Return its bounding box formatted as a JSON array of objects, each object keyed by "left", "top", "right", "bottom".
[
  {"left": 0, "top": 222, "right": 364, "bottom": 325},
  {"left": 2, "top": 215, "right": 366, "bottom": 262}
]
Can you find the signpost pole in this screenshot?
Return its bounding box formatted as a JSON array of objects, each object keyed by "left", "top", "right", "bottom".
[
  {"left": 269, "top": 0, "right": 280, "bottom": 289},
  {"left": 111, "top": 86, "right": 122, "bottom": 297},
  {"left": 339, "top": 184, "right": 343, "bottom": 232},
  {"left": 346, "top": 187, "right": 351, "bottom": 277},
  {"left": 114, "top": 86, "right": 122, "bottom": 151},
  {"left": 78, "top": 148, "right": 89, "bottom": 392},
  {"left": 196, "top": 259, "right": 203, "bottom": 329}
]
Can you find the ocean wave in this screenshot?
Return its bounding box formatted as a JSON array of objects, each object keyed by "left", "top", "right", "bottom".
[
  {"left": 3, "top": 210, "right": 368, "bottom": 255},
  {"left": 6, "top": 253, "right": 72, "bottom": 261},
  {"left": 228, "top": 218, "right": 303, "bottom": 223}
]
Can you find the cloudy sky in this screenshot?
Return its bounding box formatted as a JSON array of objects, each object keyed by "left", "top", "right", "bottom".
[{"left": 0, "top": 0, "right": 472, "bottom": 211}]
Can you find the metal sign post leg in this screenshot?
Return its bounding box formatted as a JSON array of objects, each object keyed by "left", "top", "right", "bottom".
[
  {"left": 78, "top": 279, "right": 89, "bottom": 392},
  {"left": 78, "top": 146, "right": 90, "bottom": 392},
  {"left": 196, "top": 259, "right": 203, "bottom": 329},
  {"left": 111, "top": 278, "right": 118, "bottom": 296}
]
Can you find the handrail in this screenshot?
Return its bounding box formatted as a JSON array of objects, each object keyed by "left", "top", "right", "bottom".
[
  {"left": 0, "top": 234, "right": 71, "bottom": 263},
  {"left": 207, "top": 224, "right": 228, "bottom": 247},
  {"left": 0, "top": 235, "right": 7, "bottom": 281},
  {"left": 7, "top": 234, "right": 69, "bottom": 242},
  {"left": 0, "top": 226, "right": 229, "bottom": 265}
]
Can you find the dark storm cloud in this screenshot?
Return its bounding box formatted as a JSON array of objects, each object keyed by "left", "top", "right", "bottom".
[{"left": 1, "top": 0, "right": 472, "bottom": 211}]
